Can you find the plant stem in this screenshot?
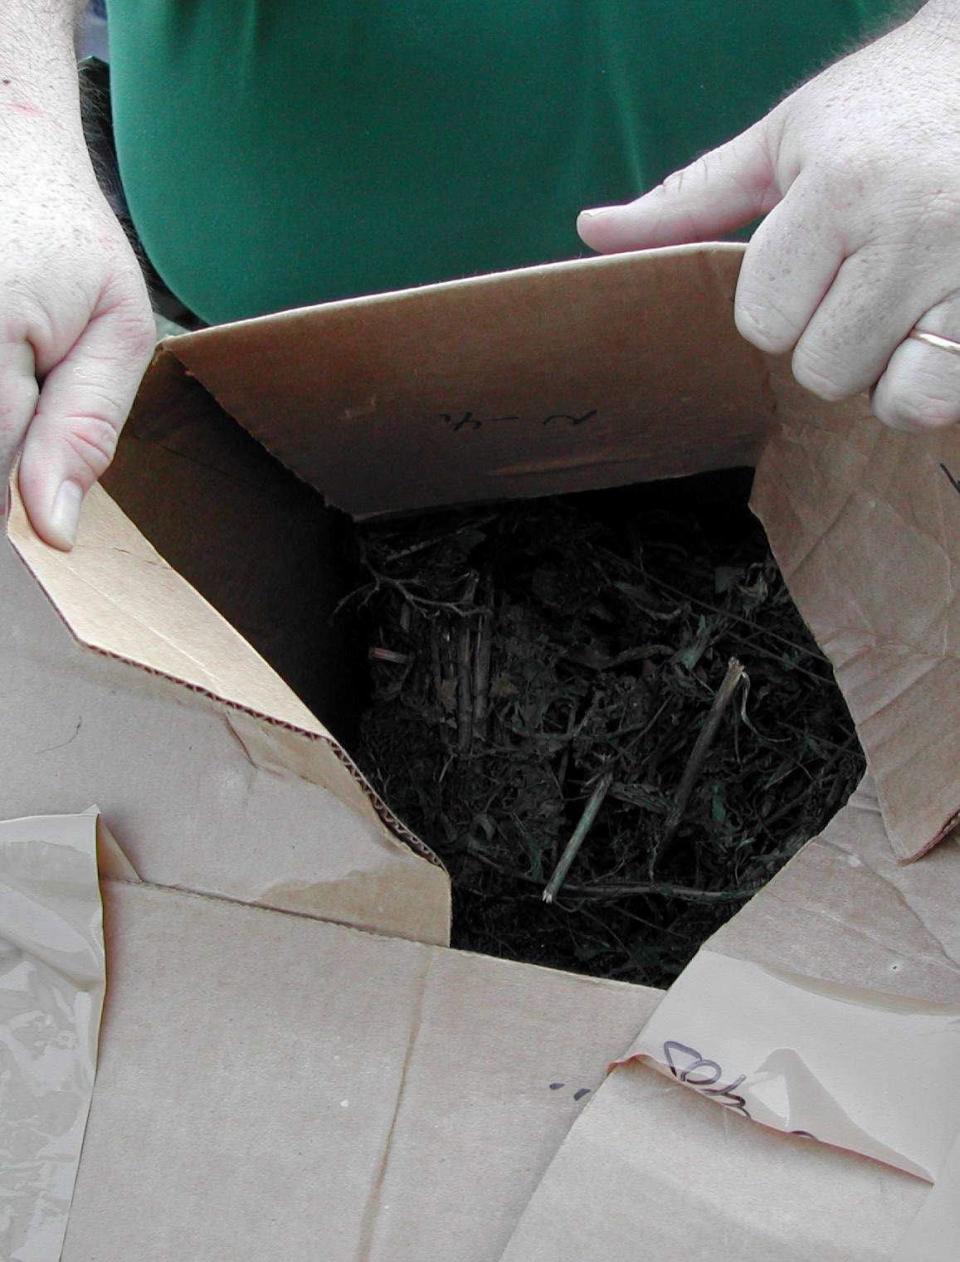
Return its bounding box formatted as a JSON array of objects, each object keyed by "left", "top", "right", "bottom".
[
  {"left": 543, "top": 771, "right": 614, "bottom": 904},
  {"left": 651, "top": 658, "right": 747, "bottom": 875}
]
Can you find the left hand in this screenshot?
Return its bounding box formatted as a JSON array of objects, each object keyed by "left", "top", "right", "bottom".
[{"left": 577, "top": 1, "right": 960, "bottom": 433}]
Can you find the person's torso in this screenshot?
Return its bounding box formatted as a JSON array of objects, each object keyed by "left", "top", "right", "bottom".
[{"left": 107, "top": 1, "right": 895, "bottom": 323}]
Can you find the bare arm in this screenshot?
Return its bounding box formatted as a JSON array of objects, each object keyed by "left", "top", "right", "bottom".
[
  {"left": 0, "top": 0, "right": 154, "bottom": 548},
  {"left": 579, "top": 1, "right": 960, "bottom": 432}
]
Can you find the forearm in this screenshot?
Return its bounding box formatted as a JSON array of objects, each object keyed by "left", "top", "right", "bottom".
[{"left": 0, "top": 1, "right": 87, "bottom": 145}]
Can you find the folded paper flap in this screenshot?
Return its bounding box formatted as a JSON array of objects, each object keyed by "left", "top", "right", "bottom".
[
  {"left": 752, "top": 379, "right": 960, "bottom": 860},
  {"left": 102, "top": 349, "right": 362, "bottom": 731},
  {"left": 2, "top": 482, "right": 449, "bottom": 947},
  {"left": 499, "top": 1055, "right": 926, "bottom": 1262},
  {"left": 623, "top": 949, "right": 960, "bottom": 1181},
  {"left": 160, "top": 245, "right": 774, "bottom": 517},
  {"left": 612, "top": 790, "right": 960, "bottom": 1182},
  {"left": 96, "top": 817, "right": 142, "bottom": 883},
  {"left": 7, "top": 480, "right": 327, "bottom": 739}
]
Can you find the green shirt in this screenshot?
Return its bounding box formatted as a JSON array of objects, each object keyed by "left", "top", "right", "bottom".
[{"left": 107, "top": 1, "right": 895, "bottom": 325}]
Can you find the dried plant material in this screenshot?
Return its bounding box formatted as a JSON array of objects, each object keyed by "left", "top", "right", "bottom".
[{"left": 349, "top": 470, "right": 864, "bottom": 986}]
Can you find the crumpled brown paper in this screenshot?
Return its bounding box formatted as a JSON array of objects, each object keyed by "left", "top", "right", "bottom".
[
  {"left": 0, "top": 809, "right": 105, "bottom": 1262},
  {"left": 617, "top": 774, "right": 960, "bottom": 1182},
  {"left": 621, "top": 950, "right": 960, "bottom": 1181}
]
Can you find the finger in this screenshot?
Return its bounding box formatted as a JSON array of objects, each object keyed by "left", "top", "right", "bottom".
[
  {"left": 733, "top": 173, "right": 845, "bottom": 354},
  {"left": 577, "top": 122, "right": 780, "bottom": 253},
  {"left": 0, "top": 340, "right": 40, "bottom": 512},
  {"left": 19, "top": 301, "right": 155, "bottom": 550},
  {"left": 790, "top": 246, "right": 933, "bottom": 402},
  {"left": 872, "top": 298, "right": 960, "bottom": 432}
]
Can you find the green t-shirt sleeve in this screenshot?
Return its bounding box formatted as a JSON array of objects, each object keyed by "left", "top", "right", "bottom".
[{"left": 106, "top": 1, "right": 899, "bottom": 324}]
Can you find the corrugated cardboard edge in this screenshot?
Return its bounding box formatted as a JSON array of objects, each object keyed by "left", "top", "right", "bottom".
[
  {"left": 5, "top": 485, "right": 444, "bottom": 878},
  {"left": 163, "top": 242, "right": 749, "bottom": 347}
]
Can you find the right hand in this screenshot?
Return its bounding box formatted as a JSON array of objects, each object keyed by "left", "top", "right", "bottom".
[
  {"left": 576, "top": 2, "right": 960, "bottom": 434},
  {"left": 1, "top": 110, "right": 155, "bottom": 549}
]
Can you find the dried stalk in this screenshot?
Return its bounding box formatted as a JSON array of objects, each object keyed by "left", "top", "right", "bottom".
[
  {"left": 542, "top": 771, "right": 614, "bottom": 904},
  {"left": 469, "top": 844, "right": 760, "bottom": 904},
  {"left": 457, "top": 620, "right": 474, "bottom": 756},
  {"left": 472, "top": 579, "right": 493, "bottom": 745},
  {"left": 651, "top": 657, "right": 747, "bottom": 874}
]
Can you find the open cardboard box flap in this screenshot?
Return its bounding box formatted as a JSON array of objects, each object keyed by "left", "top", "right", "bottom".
[
  {"left": 114, "top": 242, "right": 960, "bottom": 863},
  {"left": 1, "top": 481, "right": 450, "bottom": 945},
  {"left": 4, "top": 246, "right": 960, "bottom": 1257},
  {"left": 73, "top": 870, "right": 659, "bottom": 1262}
]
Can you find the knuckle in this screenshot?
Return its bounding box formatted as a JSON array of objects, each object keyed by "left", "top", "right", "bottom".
[
  {"left": 913, "top": 190, "right": 960, "bottom": 238},
  {"left": 62, "top": 414, "right": 119, "bottom": 477},
  {"left": 735, "top": 297, "right": 793, "bottom": 354},
  {"left": 877, "top": 388, "right": 960, "bottom": 432},
  {"left": 791, "top": 349, "right": 851, "bottom": 402},
  {"left": 107, "top": 306, "right": 156, "bottom": 363}
]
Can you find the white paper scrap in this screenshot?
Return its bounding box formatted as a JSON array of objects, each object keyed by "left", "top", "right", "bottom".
[{"left": 0, "top": 810, "right": 106, "bottom": 1262}]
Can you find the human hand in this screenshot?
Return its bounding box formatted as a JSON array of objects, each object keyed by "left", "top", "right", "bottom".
[
  {"left": 0, "top": 108, "right": 154, "bottom": 549},
  {"left": 577, "top": 2, "right": 960, "bottom": 432}
]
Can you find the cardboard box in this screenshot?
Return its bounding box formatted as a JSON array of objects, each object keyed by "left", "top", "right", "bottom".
[
  {"left": 0, "top": 810, "right": 659, "bottom": 1262},
  {"left": 4, "top": 244, "right": 960, "bottom": 1257}
]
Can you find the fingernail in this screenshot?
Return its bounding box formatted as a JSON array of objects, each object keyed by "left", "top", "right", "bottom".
[
  {"left": 579, "top": 207, "right": 617, "bottom": 222},
  {"left": 51, "top": 480, "right": 84, "bottom": 549}
]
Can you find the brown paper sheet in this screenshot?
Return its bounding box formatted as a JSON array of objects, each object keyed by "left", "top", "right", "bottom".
[
  {"left": 499, "top": 1062, "right": 926, "bottom": 1262},
  {"left": 896, "top": 1130, "right": 960, "bottom": 1260},
  {"left": 752, "top": 380, "right": 960, "bottom": 862},
  {"left": 61, "top": 875, "right": 659, "bottom": 1260},
  {"left": 622, "top": 951, "right": 960, "bottom": 1179},
  {"left": 0, "top": 809, "right": 105, "bottom": 1262},
  {"left": 619, "top": 772, "right": 960, "bottom": 1177},
  {"left": 501, "top": 782, "right": 960, "bottom": 1257}
]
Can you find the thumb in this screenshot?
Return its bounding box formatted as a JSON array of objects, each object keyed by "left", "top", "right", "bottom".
[
  {"left": 18, "top": 302, "right": 155, "bottom": 550},
  {"left": 578, "top": 121, "right": 781, "bottom": 253}
]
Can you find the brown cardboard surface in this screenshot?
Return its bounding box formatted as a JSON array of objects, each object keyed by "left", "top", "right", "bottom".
[
  {"left": 160, "top": 245, "right": 772, "bottom": 517},
  {"left": 6, "top": 245, "right": 960, "bottom": 1254},
  {"left": 62, "top": 876, "right": 658, "bottom": 1262},
  {"left": 753, "top": 377, "right": 960, "bottom": 862},
  {"left": 101, "top": 352, "right": 360, "bottom": 733},
  {"left": 0, "top": 494, "right": 449, "bottom": 946},
  {"left": 500, "top": 785, "right": 960, "bottom": 1258},
  {"left": 141, "top": 244, "right": 960, "bottom": 862},
  {"left": 499, "top": 1061, "right": 925, "bottom": 1262}
]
